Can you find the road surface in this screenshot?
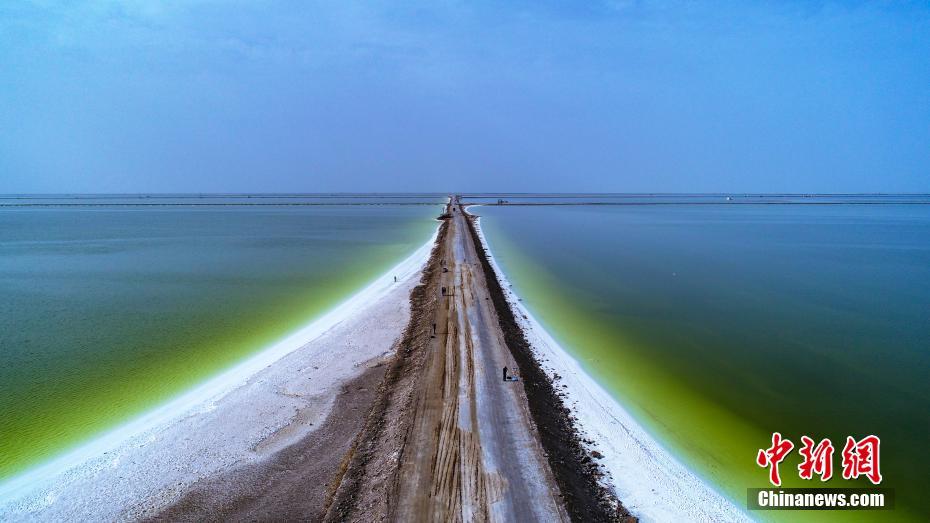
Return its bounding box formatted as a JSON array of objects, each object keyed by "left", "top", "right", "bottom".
[{"left": 392, "top": 198, "right": 567, "bottom": 522}]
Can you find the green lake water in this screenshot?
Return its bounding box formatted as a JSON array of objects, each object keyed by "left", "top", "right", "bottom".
[
  {"left": 0, "top": 202, "right": 440, "bottom": 480},
  {"left": 476, "top": 203, "right": 930, "bottom": 521}
]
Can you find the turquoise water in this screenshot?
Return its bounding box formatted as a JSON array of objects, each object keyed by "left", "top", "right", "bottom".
[
  {"left": 1, "top": 193, "right": 448, "bottom": 206},
  {"left": 477, "top": 203, "right": 930, "bottom": 521},
  {"left": 0, "top": 202, "right": 439, "bottom": 479},
  {"left": 461, "top": 194, "right": 930, "bottom": 205}
]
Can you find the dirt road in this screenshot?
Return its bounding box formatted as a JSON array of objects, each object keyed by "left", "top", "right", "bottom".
[
  {"left": 389, "top": 198, "right": 567, "bottom": 521},
  {"left": 324, "top": 198, "right": 623, "bottom": 523}
]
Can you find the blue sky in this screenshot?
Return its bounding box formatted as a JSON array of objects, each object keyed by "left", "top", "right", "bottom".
[{"left": 1, "top": 1, "right": 928, "bottom": 193}]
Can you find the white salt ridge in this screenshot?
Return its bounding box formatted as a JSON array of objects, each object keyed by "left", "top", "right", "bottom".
[
  {"left": 473, "top": 216, "right": 751, "bottom": 523},
  {"left": 0, "top": 225, "right": 439, "bottom": 520}
]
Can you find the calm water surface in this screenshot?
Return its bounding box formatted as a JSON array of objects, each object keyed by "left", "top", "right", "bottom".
[
  {"left": 478, "top": 204, "right": 930, "bottom": 521},
  {"left": 0, "top": 203, "right": 439, "bottom": 479}
]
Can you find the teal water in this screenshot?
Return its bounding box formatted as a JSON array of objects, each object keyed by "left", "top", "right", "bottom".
[
  {"left": 461, "top": 193, "right": 930, "bottom": 205},
  {"left": 477, "top": 203, "right": 930, "bottom": 521},
  {"left": 0, "top": 202, "right": 439, "bottom": 479},
  {"left": 0, "top": 193, "right": 448, "bottom": 206}
]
